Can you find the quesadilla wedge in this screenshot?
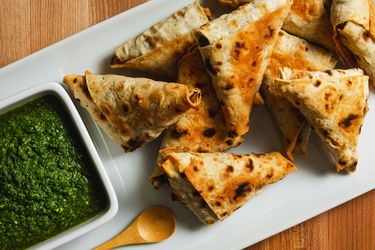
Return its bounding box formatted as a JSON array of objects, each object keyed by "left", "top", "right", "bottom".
[
  {"left": 331, "top": 0, "right": 375, "bottom": 87},
  {"left": 111, "top": 1, "right": 210, "bottom": 80},
  {"left": 273, "top": 68, "right": 369, "bottom": 172},
  {"left": 150, "top": 48, "right": 244, "bottom": 189},
  {"left": 161, "top": 150, "right": 297, "bottom": 224},
  {"left": 64, "top": 72, "right": 201, "bottom": 152},
  {"left": 194, "top": 0, "right": 293, "bottom": 137},
  {"left": 261, "top": 30, "right": 337, "bottom": 160}
]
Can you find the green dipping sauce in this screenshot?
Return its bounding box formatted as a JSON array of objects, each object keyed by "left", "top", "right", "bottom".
[{"left": 0, "top": 96, "right": 107, "bottom": 250}]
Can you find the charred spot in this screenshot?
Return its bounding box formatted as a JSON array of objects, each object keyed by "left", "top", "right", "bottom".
[
  {"left": 73, "top": 78, "right": 77, "bottom": 84},
  {"left": 325, "top": 92, "right": 331, "bottom": 100},
  {"left": 128, "top": 139, "right": 144, "bottom": 150},
  {"left": 226, "top": 165, "right": 234, "bottom": 173},
  {"left": 246, "top": 159, "right": 254, "bottom": 172},
  {"left": 234, "top": 182, "right": 251, "bottom": 201},
  {"left": 325, "top": 70, "right": 333, "bottom": 76},
  {"left": 228, "top": 130, "right": 238, "bottom": 138},
  {"left": 249, "top": 77, "right": 254, "bottom": 82},
  {"left": 339, "top": 114, "right": 358, "bottom": 128},
  {"left": 208, "top": 185, "right": 214, "bottom": 192},
  {"left": 252, "top": 61, "right": 257, "bottom": 67},
  {"left": 176, "top": 10, "right": 185, "bottom": 17},
  {"left": 363, "top": 31, "right": 371, "bottom": 41},
  {"left": 339, "top": 94, "right": 344, "bottom": 100},
  {"left": 338, "top": 159, "right": 347, "bottom": 166},
  {"left": 198, "top": 35, "right": 210, "bottom": 47},
  {"left": 226, "top": 139, "right": 233, "bottom": 146},
  {"left": 267, "top": 172, "right": 274, "bottom": 179},
  {"left": 221, "top": 212, "right": 228, "bottom": 217},
  {"left": 134, "top": 95, "right": 141, "bottom": 102},
  {"left": 267, "top": 26, "right": 275, "bottom": 38},
  {"left": 99, "top": 113, "right": 107, "bottom": 121},
  {"left": 347, "top": 80, "right": 352, "bottom": 86},
  {"left": 208, "top": 109, "right": 217, "bottom": 118},
  {"left": 193, "top": 166, "right": 199, "bottom": 172},
  {"left": 123, "top": 104, "right": 129, "bottom": 114},
  {"left": 204, "top": 59, "right": 218, "bottom": 75},
  {"left": 216, "top": 43, "right": 222, "bottom": 49},
  {"left": 224, "top": 83, "right": 234, "bottom": 90},
  {"left": 171, "top": 129, "right": 188, "bottom": 138},
  {"left": 305, "top": 47, "right": 309, "bottom": 52},
  {"left": 215, "top": 201, "right": 222, "bottom": 207},
  {"left": 216, "top": 61, "right": 223, "bottom": 66},
  {"left": 314, "top": 80, "right": 321, "bottom": 87},
  {"left": 195, "top": 82, "right": 206, "bottom": 89},
  {"left": 325, "top": 104, "right": 329, "bottom": 111},
  {"left": 233, "top": 49, "right": 241, "bottom": 59},
  {"left": 203, "top": 128, "right": 216, "bottom": 138},
  {"left": 235, "top": 41, "right": 242, "bottom": 48}
]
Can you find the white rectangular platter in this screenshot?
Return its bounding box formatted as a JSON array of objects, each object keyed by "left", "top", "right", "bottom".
[{"left": 0, "top": 1, "right": 374, "bottom": 249}]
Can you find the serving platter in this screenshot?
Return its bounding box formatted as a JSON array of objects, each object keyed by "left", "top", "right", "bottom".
[{"left": 0, "top": 0, "right": 374, "bottom": 249}]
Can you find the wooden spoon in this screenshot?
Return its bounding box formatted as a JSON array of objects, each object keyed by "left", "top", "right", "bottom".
[{"left": 93, "top": 206, "right": 176, "bottom": 250}]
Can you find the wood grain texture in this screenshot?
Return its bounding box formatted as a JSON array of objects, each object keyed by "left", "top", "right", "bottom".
[{"left": 0, "top": 1, "right": 374, "bottom": 249}]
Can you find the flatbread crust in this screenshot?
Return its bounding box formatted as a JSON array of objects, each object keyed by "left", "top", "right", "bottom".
[
  {"left": 161, "top": 150, "right": 297, "bottom": 223},
  {"left": 273, "top": 68, "right": 369, "bottom": 172},
  {"left": 111, "top": 1, "right": 210, "bottom": 80},
  {"left": 195, "top": 0, "right": 293, "bottom": 137},
  {"left": 218, "top": 0, "right": 251, "bottom": 7},
  {"left": 283, "top": 0, "right": 334, "bottom": 50},
  {"left": 64, "top": 72, "right": 201, "bottom": 152},
  {"left": 150, "top": 48, "right": 244, "bottom": 189},
  {"left": 63, "top": 72, "right": 129, "bottom": 148},
  {"left": 331, "top": 0, "right": 375, "bottom": 87},
  {"left": 217, "top": 0, "right": 334, "bottom": 50},
  {"left": 261, "top": 30, "right": 337, "bottom": 160}
]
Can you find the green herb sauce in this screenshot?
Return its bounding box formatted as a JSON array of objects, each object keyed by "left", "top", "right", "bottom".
[{"left": 0, "top": 96, "right": 107, "bottom": 250}]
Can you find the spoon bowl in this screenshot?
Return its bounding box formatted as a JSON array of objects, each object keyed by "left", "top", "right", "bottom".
[{"left": 94, "top": 206, "right": 176, "bottom": 250}]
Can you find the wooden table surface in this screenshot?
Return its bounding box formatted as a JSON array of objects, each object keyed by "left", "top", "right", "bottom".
[{"left": 1, "top": 1, "right": 374, "bottom": 249}]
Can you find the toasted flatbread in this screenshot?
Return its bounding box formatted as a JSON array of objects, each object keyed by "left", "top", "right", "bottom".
[
  {"left": 64, "top": 72, "right": 201, "bottom": 152},
  {"left": 150, "top": 49, "right": 244, "bottom": 189},
  {"left": 111, "top": 1, "right": 210, "bottom": 80},
  {"left": 331, "top": 0, "right": 375, "bottom": 87},
  {"left": 194, "top": 0, "right": 293, "bottom": 137},
  {"left": 218, "top": 0, "right": 251, "bottom": 8},
  {"left": 63, "top": 72, "right": 129, "bottom": 149},
  {"left": 217, "top": 0, "right": 334, "bottom": 50},
  {"left": 161, "top": 150, "right": 297, "bottom": 224},
  {"left": 261, "top": 30, "right": 337, "bottom": 160},
  {"left": 283, "top": 0, "right": 334, "bottom": 50},
  {"left": 273, "top": 68, "right": 369, "bottom": 172}
]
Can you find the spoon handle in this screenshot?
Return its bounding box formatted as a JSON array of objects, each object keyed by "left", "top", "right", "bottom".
[{"left": 93, "top": 223, "right": 144, "bottom": 250}]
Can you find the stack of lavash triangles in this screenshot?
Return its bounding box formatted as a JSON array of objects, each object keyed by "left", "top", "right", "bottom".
[{"left": 62, "top": 0, "right": 372, "bottom": 225}]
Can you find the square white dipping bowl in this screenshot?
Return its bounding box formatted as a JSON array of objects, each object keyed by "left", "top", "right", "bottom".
[{"left": 0, "top": 82, "right": 118, "bottom": 250}]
